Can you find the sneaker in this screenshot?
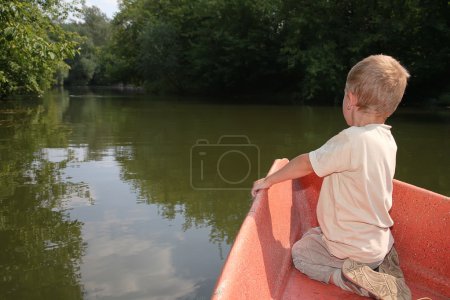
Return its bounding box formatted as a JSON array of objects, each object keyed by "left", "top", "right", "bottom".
[
  {"left": 342, "top": 259, "right": 412, "bottom": 300},
  {"left": 340, "top": 272, "right": 371, "bottom": 297},
  {"left": 379, "top": 246, "right": 405, "bottom": 279}
]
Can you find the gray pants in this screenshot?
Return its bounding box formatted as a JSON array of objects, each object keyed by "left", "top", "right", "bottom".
[{"left": 291, "top": 227, "right": 382, "bottom": 292}]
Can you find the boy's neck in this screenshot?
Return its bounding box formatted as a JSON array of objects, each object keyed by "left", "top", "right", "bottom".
[{"left": 350, "top": 109, "right": 387, "bottom": 126}]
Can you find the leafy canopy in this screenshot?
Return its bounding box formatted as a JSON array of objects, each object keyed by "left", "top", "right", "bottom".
[{"left": 0, "top": 1, "right": 79, "bottom": 97}]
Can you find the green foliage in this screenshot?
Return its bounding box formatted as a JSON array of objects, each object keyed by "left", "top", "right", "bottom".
[
  {"left": 138, "top": 22, "right": 184, "bottom": 92},
  {"left": 101, "top": 0, "right": 449, "bottom": 102},
  {"left": 64, "top": 5, "right": 112, "bottom": 86},
  {"left": 3, "top": 0, "right": 449, "bottom": 102},
  {"left": 0, "top": 1, "right": 79, "bottom": 97},
  {"left": 184, "top": 0, "right": 285, "bottom": 93},
  {"left": 106, "top": 0, "right": 286, "bottom": 93},
  {"left": 284, "top": 1, "right": 450, "bottom": 103}
]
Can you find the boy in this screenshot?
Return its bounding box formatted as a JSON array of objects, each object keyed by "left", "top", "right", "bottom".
[{"left": 251, "top": 55, "right": 411, "bottom": 299}]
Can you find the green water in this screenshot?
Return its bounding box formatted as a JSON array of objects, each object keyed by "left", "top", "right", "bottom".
[{"left": 0, "top": 89, "right": 448, "bottom": 300}]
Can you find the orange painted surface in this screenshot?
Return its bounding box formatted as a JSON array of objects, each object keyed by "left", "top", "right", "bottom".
[{"left": 213, "top": 159, "right": 450, "bottom": 299}]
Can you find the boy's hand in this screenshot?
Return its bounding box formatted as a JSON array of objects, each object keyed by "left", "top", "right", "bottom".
[{"left": 251, "top": 178, "right": 272, "bottom": 198}]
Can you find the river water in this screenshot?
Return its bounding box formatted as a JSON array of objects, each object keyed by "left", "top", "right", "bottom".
[{"left": 0, "top": 89, "right": 448, "bottom": 299}]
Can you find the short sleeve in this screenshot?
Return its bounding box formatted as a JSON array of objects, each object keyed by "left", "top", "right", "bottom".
[{"left": 309, "top": 130, "right": 352, "bottom": 177}]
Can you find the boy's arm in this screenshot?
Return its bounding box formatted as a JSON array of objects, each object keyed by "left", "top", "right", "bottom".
[{"left": 251, "top": 153, "right": 313, "bottom": 197}]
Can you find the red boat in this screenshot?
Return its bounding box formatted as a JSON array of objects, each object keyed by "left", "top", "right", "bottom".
[{"left": 213, "top": 159, "right": 449, "bottom": 299}]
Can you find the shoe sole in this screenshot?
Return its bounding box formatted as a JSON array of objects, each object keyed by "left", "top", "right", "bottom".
[{"left": 342, "top": 259, "right": 411, "bottom": 300}]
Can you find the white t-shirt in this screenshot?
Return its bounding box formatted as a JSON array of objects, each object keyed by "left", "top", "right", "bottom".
[{"left": 309, "top": 124, "right": 395, "bottom": 263}]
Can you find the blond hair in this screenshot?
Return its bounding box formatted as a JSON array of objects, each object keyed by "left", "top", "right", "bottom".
[{"left": 345, "top": 55, "right": 410, "bottom": 117}]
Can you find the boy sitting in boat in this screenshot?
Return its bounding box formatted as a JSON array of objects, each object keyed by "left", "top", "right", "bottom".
[{"left": 251, "top": 55, "right": 411, "bottom": 299}]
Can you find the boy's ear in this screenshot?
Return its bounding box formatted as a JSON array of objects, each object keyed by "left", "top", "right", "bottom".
[{"left": 347, "top": 91, "right": 358, "bottom": 107}]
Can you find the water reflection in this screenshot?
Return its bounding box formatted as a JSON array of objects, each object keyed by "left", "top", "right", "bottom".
[
  {"left": 63, "top": 93, "right": 253, "bottom": 246},
  {"left": 64, "top": 154, "right": 209, "bottom": 299},
  {"left": 0, "top": 95, "right": 87, "bottom": 300}
]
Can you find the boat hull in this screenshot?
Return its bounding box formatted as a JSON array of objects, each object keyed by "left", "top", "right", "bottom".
[{"left": 213, "top": 159, "right": 450, "bottom": 299}]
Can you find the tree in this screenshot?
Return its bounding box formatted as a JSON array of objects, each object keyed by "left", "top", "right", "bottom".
[
  {"left": 138, "top": 22, "right": 184, "bottom": 92},
  {"left": 100, "top": 0, "right": 147, "bottom": 86},
  {"left": 106, "top": 0, "right": 285, "bottom": 93},
  {"left": 102, "top": 0, "right": 449, "bottom": 103},
  {"left": 64, "top": 5, "right": 112, "bottom": 86},
  {"left": 0, "top": 1, "right": 79, "bottom": 98},
  {"left": 279, "top": 0, "right": 450, "bottom": 103},
  {"left": 182, "top": 0, "right": 285, "bottom": 93}
]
